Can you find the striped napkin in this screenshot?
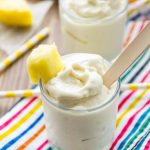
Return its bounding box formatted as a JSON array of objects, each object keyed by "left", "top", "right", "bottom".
[
  {"left": 0, "top": 21, "right": 150, "bottom": 150},
  {"left": 128, "top": 0, "right": 150, "bottom": 20}
]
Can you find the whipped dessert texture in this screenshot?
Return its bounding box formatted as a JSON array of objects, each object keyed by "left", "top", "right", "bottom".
[
  {"left": 46, "top": 54, "right": 116, "bottom": 109},
  {"left": 64, "top": 0, "right": 125, "bottom": 19}
]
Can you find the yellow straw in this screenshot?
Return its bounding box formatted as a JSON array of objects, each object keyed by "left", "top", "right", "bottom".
[
  {"left": 121, "top": 83, "right": 150, "bottom": 91},
  {"left": 0, "top": 27, "right": 50, "bottom": 72},
  {"left": 0, "top": 84, "right": 150, "bottom": 98},
  {"left": 0, "top": 89, "right": 40, "bottom": 98}
]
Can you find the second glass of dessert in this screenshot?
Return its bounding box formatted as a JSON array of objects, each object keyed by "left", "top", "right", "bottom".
[{"left": 59, "top": 0, "right": 128, "bottom": 61}]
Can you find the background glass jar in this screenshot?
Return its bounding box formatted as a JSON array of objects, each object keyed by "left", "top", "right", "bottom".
[
  {"left": 59, "top": 0, "right": 128, "bottom": 61},
  {"left": 40, "top": 53, "right": 121, "bottom": 150}
]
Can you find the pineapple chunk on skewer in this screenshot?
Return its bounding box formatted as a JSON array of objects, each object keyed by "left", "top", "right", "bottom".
[{"left": 27, "top": 44, "right": 63, "bottom": 84}]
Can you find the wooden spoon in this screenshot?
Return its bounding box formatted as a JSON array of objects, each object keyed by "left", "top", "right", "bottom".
[{"left": 103, "top": 23, "right": 150, "bottom": 87}]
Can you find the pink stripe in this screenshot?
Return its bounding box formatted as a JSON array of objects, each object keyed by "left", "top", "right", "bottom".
[
  {"left": 118, "top": 92, "right": 134, "bottom": 111},
  {"left": 118, "top": 70, "right": 150, "bottom": 111},
  {"left": 0, "top": 96, "right": 37, "bottom": 130},
  {"left": 139, "top": 21, "right": 146, "bottom": 32},
  {"left": 37, "top": 139, "right": 49, "bottom": 150},
  {"left": 110, "top": 99, "right": 150, "bottom": 150},
  {"left": 141, "top": 70, "right": 150, "bottom": 82},
  {"left": 144, "top": 139, "right": 150, "bottom": 150}
]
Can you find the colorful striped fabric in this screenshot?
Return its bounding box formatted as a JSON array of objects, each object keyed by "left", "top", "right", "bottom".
[
  {"left": 0, "top": 21, "right": 150, "bottom": 150},
  {"left": 128, "top": 0, "right": 150, "bottom": 20}
]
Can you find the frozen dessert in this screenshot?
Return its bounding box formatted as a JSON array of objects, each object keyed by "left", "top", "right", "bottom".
[
  {"left": 65, "top": 0, "right": 125, "bottom": 19},
  {"left": 59, "top": 0, "right": 127, "bottom": 60},
  {"left": 46, "top": 53, "right": 116, "bottom": 109},
  {"left": 42, "top": 53, "right": 119, "bottom": 150}
]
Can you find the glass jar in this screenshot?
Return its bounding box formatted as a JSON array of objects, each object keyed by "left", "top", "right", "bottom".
[
  {"left": 40, "top": 53, "right": 121, "bottom": 150},
  {"left": 59, "top": 0, "right": 128, "bottom": 61}
]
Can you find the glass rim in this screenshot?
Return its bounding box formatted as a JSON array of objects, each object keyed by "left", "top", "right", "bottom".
[
  {"left": 40, "top": 79, "right": 121, "bottom": 113},
  {"left": 59, "top": 0, "right": 128, "bottom": 24}
]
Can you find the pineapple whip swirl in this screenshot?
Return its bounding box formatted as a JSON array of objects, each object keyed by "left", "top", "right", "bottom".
[
  {"left": 64, "top": 0, "right": 124, "bottom": 19},
  {"left": 46, "top": 55, "right": 116, "bottom": 108}
]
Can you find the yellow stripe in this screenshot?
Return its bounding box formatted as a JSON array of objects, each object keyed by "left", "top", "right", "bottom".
[
  {"left": 5, "top": 92, "right": 16, "bottom": 97},
  {"left": 146, "top": 84, "right": 150, "bottom": 89},
  {"left": 116, "top": 89, "right": 149, "bottom": 128},
  {"left": 3, "top": 58, "right": 12, "bottom": 67},
  {"left": 145, "top": 0, "right": 150, "bottom": 5},
  {"left": 23, "top": 90, "right": 34, "bottom": 97},
  {"left": 128, "top": 8, "right": 137, "bottom": 17},
  {"left": 0, "top": 101, "right": 42, "bottom": 141},
  {"left": 36, "top": 33, "right": 44, "bottom": 41},
  {"left": 129, "top": 85, "right": 138, "bottom": 90},
  {"left": 129, "top": 0, "right": 136, "bottom": 4},
  {"left": 15, "top": 50, "right": 23, "bottom": 58},
  {"left": 25, "top": 41, "right": 33, "bottom": 49}
]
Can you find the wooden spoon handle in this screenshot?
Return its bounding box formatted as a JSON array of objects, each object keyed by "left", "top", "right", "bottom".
[{"left": 103, "top": 23, "right": 150, "bottom": 87}]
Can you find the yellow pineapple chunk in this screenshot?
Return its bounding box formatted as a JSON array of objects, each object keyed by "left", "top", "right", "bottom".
[
  {"left": 27, "top": 44, "right": 63, "bottom": 84},
  {"left": 0, "top": 0, "right": 32, "bottom": 27}
]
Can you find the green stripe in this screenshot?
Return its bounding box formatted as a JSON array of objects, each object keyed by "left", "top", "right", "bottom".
[
  {"left": 124, "top": 116, "right": 150, "bottom": 149},
  {"left": 121, "top": 50, "right": 147, "bottom": 81}
]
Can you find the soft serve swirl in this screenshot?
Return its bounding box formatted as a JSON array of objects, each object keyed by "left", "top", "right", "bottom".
[
  {"left": 46, "top": 54, "right": 116, "bottom": 108},
  {"left": 64, "top": 0, "right": 125, "bottom": 19}
]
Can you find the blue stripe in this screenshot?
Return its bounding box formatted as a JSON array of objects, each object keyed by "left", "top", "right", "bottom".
[
  {"left": 128, "top": 57, "right": 150, "bottom": 83},
  {"left": 134, "top": 130, "right": 150, "bottom": 150},
  {"left": 117, "top": 107, "right": 150, "bottom": 149},
  {"left": 47, "top": 147, "right": 52, "bottom": 150},
  {"left": 0, "top": 113, "right": 44, "bottom": 150},
  {"left": 129, "top": 13, "right": 142, "bottom": 21},
  {"left": 129, "top": 9, "right": 150, "bottom": 21}
]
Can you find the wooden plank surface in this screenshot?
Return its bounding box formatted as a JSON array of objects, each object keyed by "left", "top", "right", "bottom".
[{"left": 0, "top": 2, "right": 62, "bottom": 117}]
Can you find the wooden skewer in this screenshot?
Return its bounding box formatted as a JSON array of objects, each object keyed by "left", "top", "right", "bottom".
[{"left": 103, "top": 23, "right": 150, "bottom": 87}]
